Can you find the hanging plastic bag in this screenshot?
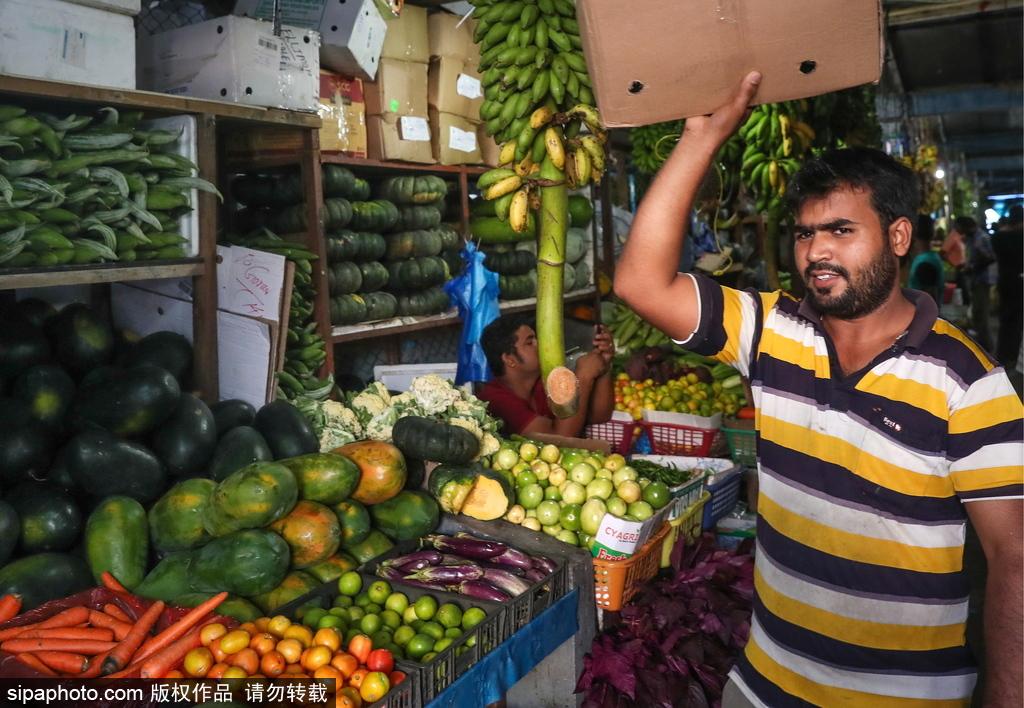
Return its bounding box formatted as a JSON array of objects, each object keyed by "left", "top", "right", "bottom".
[{"left": 445, "top": 241, "right": 500, "bottom": 385}]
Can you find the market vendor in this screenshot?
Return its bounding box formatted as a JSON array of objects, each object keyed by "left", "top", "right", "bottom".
[
  {"left": 616, "top": 71, "right": 1023, "bottom": 708},
  {"left": 476, "top": 315, "right": 614, "bottom": 437}
]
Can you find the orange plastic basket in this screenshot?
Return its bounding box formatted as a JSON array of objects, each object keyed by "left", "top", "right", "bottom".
[
  {"left": 592, "top": 523, "right": 671, "bottom": 611},
  {"left": 644, "top": 421, "right": 718, "bottom": 457}
]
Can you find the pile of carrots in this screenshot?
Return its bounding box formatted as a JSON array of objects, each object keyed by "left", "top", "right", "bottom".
[{"left": 0, "top": 573, "right": 229, "bottom": 679}]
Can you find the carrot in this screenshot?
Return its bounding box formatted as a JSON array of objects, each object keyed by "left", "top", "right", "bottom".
[
  {"left": 1, "top": 639, "right": 117, "bottom": 655},
  {"left": 0, "top": 594, "right": 22, "bottom": 623},
  {"left": 77, "top": 650, "right": 111, "bottom": 678},
  {"left": 18, "top": 628, "right": 114, "bottom": 642},
  {"left": 36, "top": 606, "right": 90, "bottom": 630},
  {"left": 0, "top": 625, "right": 35, "bottom": 641},
  {"left": 131, "top": 592, "right": 227, "bottom": 666},
  {"left": 88, "top": 611, "right": 132, "bottom": 640},
  {"left": 102, "top": 600, "right": 164, "bottom": 675},
  {"left": 15, "top": 653, "right": 57, "bottom": 676},
  {"left": 100, "top": 572, "right": 129, "bottom": 594},
  {"left": 35, "top": 651, "right": 88, "bottom": 675},
  {"left": 139, "top": 627, "right": 203, "bottom": 679},
  {"left": 103, "top": 604, "right": 131, "bottom": 623}
]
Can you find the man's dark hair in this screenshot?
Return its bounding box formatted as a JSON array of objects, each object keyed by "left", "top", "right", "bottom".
[
  {"left": 481, "top": 314, "right": 534, "bottom": 377},
  {"left": 785, "top": 147, "right": 920, "bottom": 234},
  {"left": 953, "top": 216, "right": 977, "bottom": 235}
]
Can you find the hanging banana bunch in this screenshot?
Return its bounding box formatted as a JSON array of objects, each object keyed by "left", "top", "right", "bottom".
[
  {"left": 470, "top": 0, "right": 606, "bottom": 418},
  {"left": 737, "top": 100, "right": 816, "bottom": 215}
]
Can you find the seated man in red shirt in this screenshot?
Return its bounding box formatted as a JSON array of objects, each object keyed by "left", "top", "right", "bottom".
[{"left": 476, "top": 314, "right": 614, "bottom": 436}]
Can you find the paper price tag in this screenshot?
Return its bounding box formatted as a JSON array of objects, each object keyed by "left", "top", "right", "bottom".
[
  {"left": 400, "top": 116, "right": 431, "bottom": 142},
  {"left": 456, "top": 73, "right": 482, "bottom": 99},
  {"left": 448, "top": 126, "right": 477, "bottom": 153},
  {"left": 223, "top": 247, "right": 287, "bottom": 322}
]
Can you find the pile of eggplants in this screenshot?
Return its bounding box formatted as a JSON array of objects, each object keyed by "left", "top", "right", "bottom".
[{"left": 376, "top": 532, "right": 558, "bottom": 602}]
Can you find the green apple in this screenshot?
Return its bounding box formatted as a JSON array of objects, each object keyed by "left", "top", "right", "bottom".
[
  {"left": 603, "top": 454, "right": 626, "bottom": 472},
  {"left": 612, "top": 467, "right": 638, "bottom": 486},
  {"left": 556, "top": 529, "right": 579, "bottom": 546},
  {"left": 519, "top": 442, "right": 539, "bottom": 462},
  {"left": 605, "top": 496, "right": 628, "bottom": 517},
  {"left": 585, "top": 478, "right": 614, "bottom": 501},
  {"left": 616, "top": 480, "right": 642, "bottom": 504},
  {"left": 536, "top": 500, "right": 562, "bottom": 526},
  {"left": 518, "top": 483, "right": 544, "bottom": 510},
  {"left": 544, "top": 484, "right": 562, "bottom": 502},
  {"left": 540, "top": 444, "right": 561, "bottom": 463},
  {"left": 521, "top": 517, "right": 542, "bottom": 531},
  {"left": 531, "top": 460, "right": 550, "bottom": 481},
  {"left": 584, "top": 456, "right": 605, "bottom": 471},
  {"left": 559, "top": 503, "right": 582, "bottom": 531},
  {"left": 516, "top": 469, "right": 538, "bottom": 487},
  {"left": 595, "top": 467, "right": 613, "bottom": 480},
  {"left": 569, "top": 463, "right": 596, "bottom": 486},
  {"left": 560, "top": 480, "right": 587, "bottom": 505},
  {"left": 627, "top": 500, "right": 654, "bottom": 521},
  {"left": 511, "top": 461, "right": 531, "bottom": 476},
  {"left": 548, "top": 467, "right": 567, "bottom": 487},
  {"left": 495, "top": 448, "right": 519, "bottom": 470},
  {"left": 580, "top": 498, "right": 608, "bottom": 536}
]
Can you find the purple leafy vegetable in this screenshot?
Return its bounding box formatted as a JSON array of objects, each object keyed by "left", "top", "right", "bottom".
[
  {"left": 481, "top": 568, "right": 531, "bottom": 596},
  {"left": 457, "top": 580, "right": 510, "bottom": 602},
  {"left": 426, "top": 534, "right": 507, "bottom": 560}
]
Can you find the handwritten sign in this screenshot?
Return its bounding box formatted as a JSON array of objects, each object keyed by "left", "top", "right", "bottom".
[{"left": 221, "top": 246, "right": 287, "bottom": 322}]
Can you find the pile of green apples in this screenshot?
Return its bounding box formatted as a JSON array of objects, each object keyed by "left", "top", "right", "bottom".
[{"left": 489, "top": 441, "right": 673, "bottom": 549}]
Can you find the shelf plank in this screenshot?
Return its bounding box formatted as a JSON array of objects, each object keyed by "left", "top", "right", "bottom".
[
  {"left": 0, "top": 74, "right": 321, "bottom": 127},
  {"left": 330, "top": 289, "right": 597, "bottom": 343},
  {"left": 321, "top": 153, "right": 488, "bottom": 176},
  {"left": 0, "top": 260, "right": 205, "bottom": 290}
]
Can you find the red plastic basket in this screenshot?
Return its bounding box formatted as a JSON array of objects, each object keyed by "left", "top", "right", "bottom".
[
  {"left": 585, "top": 419, "right": 642, "bottom": 455},
  {"left": 643, "top": 421, "right": 718, "bottom": 456}
]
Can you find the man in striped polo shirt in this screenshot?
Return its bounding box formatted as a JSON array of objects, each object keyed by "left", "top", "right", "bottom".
[{"left": 616, "top": 72, "right": 1023, "bottom": 707}]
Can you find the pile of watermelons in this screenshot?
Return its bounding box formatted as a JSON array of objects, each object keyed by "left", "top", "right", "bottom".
[{"left": 0, "top": 299, "right": 439, "bottom": 613}]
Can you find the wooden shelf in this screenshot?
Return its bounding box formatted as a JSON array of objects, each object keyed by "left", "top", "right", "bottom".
[
  {"left": 0, "top": 259, "right": 205, "bottom": 289},
  {"left": 0, "top": 75, "right": 321, "bottom": 127},
  {"left": 321, "top": 154, "right": 489, "bottom": 177},
  {"left": 330, "top": 289, "right": 597, "bottom": 343}
]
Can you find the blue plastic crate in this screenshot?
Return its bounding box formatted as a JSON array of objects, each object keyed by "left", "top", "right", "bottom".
[{"left": 701, "top": 467, "right": 743, "bottom": 529}]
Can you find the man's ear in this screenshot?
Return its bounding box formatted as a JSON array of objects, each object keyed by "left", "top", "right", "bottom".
[
  {"left": 891, "top": 216, "right": 914, "bottom": 257},
  {"left": 502, "top": 351, "right": 517, "bottom": 370}
]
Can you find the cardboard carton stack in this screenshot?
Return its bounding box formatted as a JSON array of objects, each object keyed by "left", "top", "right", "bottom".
[
  {"left": 364, "top": 5, "right": 434, "bottom": 163},
  {"left": 426, "top": 11, "right": 484, "bottom": 165}
]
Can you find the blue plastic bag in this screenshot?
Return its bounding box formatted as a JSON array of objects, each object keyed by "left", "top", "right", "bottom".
[{"left": 445, "top": 241, "right": 500, "bottom": 385}]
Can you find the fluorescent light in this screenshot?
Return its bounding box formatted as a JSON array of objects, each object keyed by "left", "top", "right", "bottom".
[
  {"left": 986, "top": 193, "right": 1024, "bottom": 200},
  {"left": 934, "top": 168, "right": 945, "bottom": 180}
]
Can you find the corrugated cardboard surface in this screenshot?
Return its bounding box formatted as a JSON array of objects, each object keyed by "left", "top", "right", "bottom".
[
  {"left": 477, "top": 125, "right": 501, "bottom": 167},
  {"left": 577, "top": 0, "right": 883, "bottom": 127},
  {"left": 364, "top": 58, "right": 429, "bottom": 117},
  {"left": 428, "top": 56, "right": 483, "bottom": 121},
  {"left": 320, "top": 71, "right": 368, "bottom": 155},
  {"left": 429, "top": 109, "right": 482, "bottom": 165},
  {"left": 367, "top": 113, "right": 435, "bottom": 163},
  {"left": 380, "top": 4, "right": 430, "bottom": 64},
  {"left": 428, "top": 10, "right": 478, "bottom": 61}
]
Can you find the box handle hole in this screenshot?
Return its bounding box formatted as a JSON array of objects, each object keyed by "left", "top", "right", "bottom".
[
  {"left": 799, "top": 60, "right": 817, "bottom": 74},
  {"left": 628, "top": 80, "right": 644, "bottom": 94}
]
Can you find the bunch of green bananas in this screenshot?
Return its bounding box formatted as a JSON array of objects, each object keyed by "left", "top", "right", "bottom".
[
  {"left": 629, "top": 120, "right": 683, "bottom": 175},
  {"left": 607, "top": 300, "right": 672, "bottom": 351},
  {"left": 737, "top": 101, "right": 816, "bottom": 214}
]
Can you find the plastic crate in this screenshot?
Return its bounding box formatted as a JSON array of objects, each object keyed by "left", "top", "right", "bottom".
[
  {"left": 592, "top": 522, "right": 670, "bottom": 611},
  {"left": 702, "top": 467, "right": 743, "bottom": 530},
  {"left": 585, "top": 418, "right": 641, "bottom": 455},
  {"left": 722, "top": 426, "right": 756, "bottom": 466},
  {"left": 660, "top": 492, "right": 710, "bottom": 567},
  {"left": 644, "top": 421, "right": 718, "bottom": 456}
]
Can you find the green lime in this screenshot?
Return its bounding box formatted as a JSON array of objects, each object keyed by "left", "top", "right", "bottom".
[
  {"left": 433, "top": 637, "right": 454, "bottom": 652},
  {"left": 367, "top": 579, "right": 391, "bottom": 605},
  {"left": 329, "top": 607, "right": 349, "bottom": 618},
  {"left": 337, "top": 571, "right": 362, "bottom": 597},
  {"left": 385, "top": 592, "right": 409, "bottom": 615},
  {"left": 364, "top": 602, "right": 382, "bottom": 615},
  {"left": 414, "top": 595, "right": 438, "bottom": 621},
  {"left": 359, "top": 613, "right": 382, "bottom": 635},
  {"left": 344, "top": 626, "right": 362, "bottom": 644},
  {"left": 406, "top": 633, "right": 435, "bottom": 660},
  {"left": 384, "top": 642, "right": 405, "bottom": 660},
  {"left": 559, "top": 503, "right": 582, "bottom": 532},
  {"left": 642, "top": 481, "right": 671, "bottom": 510},
  {"left": 444, "top": 627, "right": 462, "bottom": 639},
  {"left": 393, "top": 625, "right": 416, "bottom": 646},
  {"left": 435, "top": 603, "right": 463, "bottom": 629},
  {"left": 380, "top": 609, "right": 402, "bottom": 630},
  {"left": 402, "top": 605, "right": 419, "bottom": 625},
  {"left": 347, "top": 606, "right": 365, "bottom": 622},
  {"left": 371, "top": 629, "right": 392, "bottom": 647},
  {"left": 462, "top": 607, "right": 486, "bottom": 631},
  {"left": 544, "top": 484, "right": 562, "bottom": 502},
  {"left": 465, "top": 635, "right": 477, "bottom": 648},
  {"left": 516, "top": 469, "right": 538, "bottom": 487},
  {"left": 411, "top": 619, "right": 425, "bottom": 631},
  {"left": 318, "top": 615, "right": 345, "bottom": 630},
  {"left": 302, "top": 608, "right": 327, "bottom": 627},
  {"left": 333, "top": 595, "right": 353, "bottom": 608},
  {"left": 422, "top": 651, "right": 437, "bottom": 662},
  {"left": 419, "top": 621, "right": 444, "bottom": 640},
  {"left": 354, "top": 593, "right": 372, "bottom": 608}
]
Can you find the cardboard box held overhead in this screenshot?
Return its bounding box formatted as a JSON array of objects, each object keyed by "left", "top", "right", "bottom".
[
  {"left": 380, "top": 4, "right": 430, "bottom": 64},
  {"left": 576, "top": 0, "right": 883, "bottom": 127}
]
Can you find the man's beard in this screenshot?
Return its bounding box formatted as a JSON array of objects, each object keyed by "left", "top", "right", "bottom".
[{"left": 803, "top": 244, "right": 898, "bottom": 319}]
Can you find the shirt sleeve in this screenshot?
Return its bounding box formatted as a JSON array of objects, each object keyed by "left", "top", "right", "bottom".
[
  {"left": 476, "top": 383, "right": 542, "bottom": 436},
  {"left": 672, "top": 273, "right": 772, "bottom": 378},
  {"left": 947, "top": 368, "right": 1024, "bottom": 502}
]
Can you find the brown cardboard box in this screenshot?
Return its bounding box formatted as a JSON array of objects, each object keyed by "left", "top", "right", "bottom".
[
  {"left": 367, "top": 113, "right": 435, "bottom": 163},
  {"left": 428, "top": 56, "right": 483, "bottom": 122},
  {"left": 577, "top": 0, "right": 883, "bottom": 127},
  {"left": 380, "top": 4, "right": 429, "bottom": 64},
  {"left": 477, "top": 125, "right": 500, "bottom": 166},
  {"left": 428, "top": 10, "right": 477, "bottom": 61},
  {"left": 430, "top": 109, "right": 482, "bottom": 165},
  {"left": 364, "top": 58, "right": 429, "bottom": 117}
]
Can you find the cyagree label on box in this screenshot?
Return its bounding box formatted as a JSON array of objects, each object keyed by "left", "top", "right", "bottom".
[
  {"left": 400, "top": 116, "right": 430, "bottom": 142},
  {"left": 591, "top": 513, "right": 644, "bottom": 560}
]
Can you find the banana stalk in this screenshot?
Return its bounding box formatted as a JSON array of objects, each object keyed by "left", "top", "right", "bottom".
[{"left": 536, "top": 152, "right": 577, "bottom": 418}]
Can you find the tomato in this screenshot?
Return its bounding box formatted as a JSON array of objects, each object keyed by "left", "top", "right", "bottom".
[
  {"left": 348, "top": 668, "right": 368, "bottom": 688},
  {"left": 388, "top": 670, "right": 406, "bottom": 686},
  {"left": 260, "top": 650, "right": 286, "bottom": 677},
  {"left": 737, "top": 406, "right": 756, "bottom": 420},
  {"left": 336, "top": 687, "right": 362, "bottom": 708},
  {"left": 219, "top": 630, "right": 251, "bottom": 655},
  {"left": 267, "top": 615, "right": 292, "bottom": 637},
  {"left": 205, "top": 663, "right": 229, "bottom": 679},
  {"left": 283, "top": 624, "right": 314, "bottom": 647},
  {"left": 313, "top": 627, "right": 341, "bottom": 652},
  {"left": 366, "top": 648, "right": 393, "bottom": 674},
  {"left": 183, "top": 647, "right": 213, "bottom": 678},
  {"left": 200, "top": 623, "right": 227, "bottom": 646},
  {"left": 208, "top": 637, "right": 227, "bottom": 663},
  {"left": 250, "top": 632, "right": 277, "bottom": 656},
  {"left": 276, "top": 638, "right": 303, "bottom": 664},
  {"left": 359, "top": 671, "right": 390, "bottom": 703},
  {"left": 228, "top": 648, "right": 259, "bottom": 675},
  {"left": 331, "top": 652, "right": 359, "bottom": 679},
  {"left": 347, "top": 634, "right": 372, "bottom": 664},
  {"left": 301, "top": 645, "right": 333, "bottom": 672},
  {"left": 314, "top": 665, "right": 344, "bottom": 692},
  {"left": 164, "top": 670, "right": 184, "bottom": 679}
]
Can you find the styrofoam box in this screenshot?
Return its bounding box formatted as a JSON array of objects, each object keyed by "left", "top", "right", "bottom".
[
  {"left": 631, "top": 455, "right": 737, "bottom": 518},
  {"left": 0, "top": 0, "right": 136, "bottom": 89},
  {"left": 643, "top": 409, "right": 722, "bottom": 429},
  {"left": 65, "top": 0, "right": 140, "bottom": 15},
  {"left": 374, "top": 363, "right": 459, "bottom": 393},
  {"left": 140, "top": 115, "right": 199, "bottom": 258}
]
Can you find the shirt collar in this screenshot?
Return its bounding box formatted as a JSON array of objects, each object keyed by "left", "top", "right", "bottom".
[{"left": 797, "top": 288, "right": 937, "bottom": 350}]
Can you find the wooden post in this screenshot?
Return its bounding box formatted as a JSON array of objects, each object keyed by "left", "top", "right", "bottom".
[
  {"left": 458, "top": 168, "right": 472, "bottom": 238},
  {"left": 193, "top": 113, "right": 219, "bottom": 401},
  {"left": 299, "top": 129, "right": 334, "bottom": 377}
]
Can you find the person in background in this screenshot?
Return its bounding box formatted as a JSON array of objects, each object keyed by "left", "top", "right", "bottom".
[
  {"left": 941, "top": 219, "right": 970, "bottom": 305},
  {"left": 908, "top": 215, "right": 944, "bottom": 305},
  {"left": 615, "top": 71, "right": 1022, "bottom": 708},
  {"left": 955, "top": 215, "right": 996, "bottom": 352},
  {"left": 476, "top": 315, "right": 614, "bottom": 436},
  {"left": 992, "top": 205, "right": 1024, "bottom": 369}
]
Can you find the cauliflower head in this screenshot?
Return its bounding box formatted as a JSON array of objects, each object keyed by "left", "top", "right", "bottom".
[{"left": 409, "top": 374, "right": 461, "bottom": 415}]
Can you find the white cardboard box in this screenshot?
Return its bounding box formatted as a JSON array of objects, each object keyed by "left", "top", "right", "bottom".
[
  {"left": 234, "top": 0, "right": 387, "bottom": 80},
  {"left": 137, "top": 16, "right": 320, "bottom": 111},
  {"left": 66, "top": 0, "right": 140, "bottom": 15},
  {"left": 0, "top": 0, "right": 136, "bottom": 89}
]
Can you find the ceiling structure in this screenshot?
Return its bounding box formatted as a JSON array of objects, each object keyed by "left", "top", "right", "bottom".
[{"left": 880, "top": 0, "right": 1023, "bottom": 197}]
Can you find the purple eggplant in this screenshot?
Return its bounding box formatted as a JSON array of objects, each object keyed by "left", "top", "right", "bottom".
[
  {"left": 380, "top": 550, "right": 443, "bottom": 572},
  {"left": 489, "top": 547, "right": 532, "bottom": 571},
  {"left": 524, "top": 568, "right": 547, "bottom": 583},
  {"left": 427, "top": 534, "right": 506, "bottom": 560},
  {"left": 481, "top": 562, "right": 524, "bottom": 577},
  {"left": 457, "top": 580, "right": 510, "bottom": 602},
  {"left": 409, "top": 564, "right": 484, "bottom": 583},
  {"left": 481, "top": 568, "right": 531, "bottom": 597},
  {"left": 531, "top": 556, "right": 558, "bottom": 574},
  {"left": 376, "top": 566, "right": 406, "bottom": 581},
  {"left": 400, "top": 577, "right": 449, "bottom": 591}
]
